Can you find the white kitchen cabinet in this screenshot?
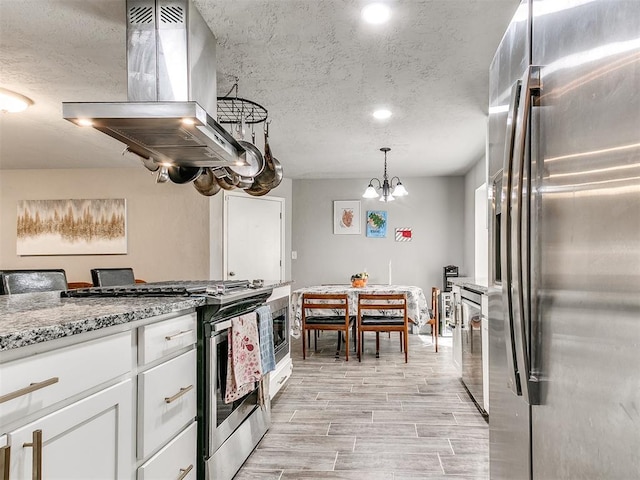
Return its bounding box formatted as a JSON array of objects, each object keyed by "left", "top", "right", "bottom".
[
  {"left": 135, "top": 312, "right": 197, "bottom": 477},
  {"left": 8, "top": 379, "right": 132, "bottom": 479},
  {"left": 0, "top": 308, "right": 200, "bottom": 479},
  {"left": 137, "top": 422, "right": 197, "bottom": 480},
  {"left": 138, "top": 312, "right": 197, "bottom": 366},
  {"left": 0, "top": 331, "right": 131, "bottom": 427},
  {"left": 138, "top": 349, "right": 197, "bottom": 458}
]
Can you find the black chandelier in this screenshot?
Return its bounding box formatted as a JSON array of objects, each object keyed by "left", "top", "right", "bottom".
[{"left": 362, "top": 147, "right": 408, "bottom": 202}]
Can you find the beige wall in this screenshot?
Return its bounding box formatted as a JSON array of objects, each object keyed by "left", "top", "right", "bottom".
[{"left": 0, "top": 168, "right": 211, "bottom": 283}]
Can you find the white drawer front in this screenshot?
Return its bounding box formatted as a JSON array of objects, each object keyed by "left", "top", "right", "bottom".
[
  {"left": 269, "top": 357, "right": 293, "bottom": 399},
  {"left": 138, "top": 313, "right": 197, "bottom": 365},
  {"left": 138, "top": 421, "right": 197, "bottom": 480},
  {"left": 138, "top": 349, "right": 196, "bottom": 458},
  {"left": 0, "top": 331, "right": 131, "bottom": 426}
]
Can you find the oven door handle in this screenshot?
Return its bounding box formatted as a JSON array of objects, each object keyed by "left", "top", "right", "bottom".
[{"left": 214, "top": 320, "right": 232, "bottom": 333}]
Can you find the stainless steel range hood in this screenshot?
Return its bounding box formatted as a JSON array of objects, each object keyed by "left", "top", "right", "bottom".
[{"left": 63, "top": 0, "right": 245, "bottom": 169}]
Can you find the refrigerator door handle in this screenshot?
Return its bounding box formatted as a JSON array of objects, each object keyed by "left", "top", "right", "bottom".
[
  {"left": 511, "top": 65, "right": 541, "bottom": 405},
  {"left": 501, "top": 79, "right": 522, "bottom": 396}
]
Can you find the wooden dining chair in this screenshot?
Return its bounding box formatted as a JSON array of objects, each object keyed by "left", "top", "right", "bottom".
[
  {"left": 357, "top": 293, "right": 409, "bottom": 363},
  {"left": 429, "top": 287, "right": 440, "bottom": 353},
  {"left": 301, "top": 293, "right": 355, "bottom": 361}
]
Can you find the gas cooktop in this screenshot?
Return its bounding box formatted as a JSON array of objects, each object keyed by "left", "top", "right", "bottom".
[{"left": 61, "top": 280, "right": 272, "bottom": 306}]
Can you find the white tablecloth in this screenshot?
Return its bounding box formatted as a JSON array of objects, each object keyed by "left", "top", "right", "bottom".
[{"left": 289, "top": 284, "right": 430, "bottom": 338}]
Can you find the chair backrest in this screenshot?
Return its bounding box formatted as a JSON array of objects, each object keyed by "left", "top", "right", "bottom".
[
  {"left": 431, "top": 287, "right": 440, "bottom": 320},
  {"left": 0, "top": 269, "right": 68, "bottom": 294},
  {"left": 302, "top": 293, "right": 349, "bottom": 317},
  {"left": 91, "top": 268, "right": 136, "bottom": 287},
  {"left": 357, "top": 293, "right": 408, "bottom": 321}
]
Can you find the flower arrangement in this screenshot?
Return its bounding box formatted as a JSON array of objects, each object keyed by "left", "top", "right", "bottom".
[{"left": 350, "top": 271, "right": 369, "bottom": 288}]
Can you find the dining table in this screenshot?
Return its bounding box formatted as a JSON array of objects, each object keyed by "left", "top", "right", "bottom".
[{"left": 289, "top": 284, "right": 430, "bottom": 338}]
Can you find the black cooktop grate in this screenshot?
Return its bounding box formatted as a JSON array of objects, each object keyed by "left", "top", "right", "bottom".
[{"left": 61, "top": 280, "right": 253, "bottom": 298}]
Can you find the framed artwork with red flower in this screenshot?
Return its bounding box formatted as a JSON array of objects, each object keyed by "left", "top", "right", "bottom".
[{"left": 333, "top": 200, "right": 361, "bottom": 235}]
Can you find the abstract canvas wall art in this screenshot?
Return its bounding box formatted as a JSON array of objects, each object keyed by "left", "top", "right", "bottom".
[{"left": 17, "top": 199, "right": 127, "bottom": 255}]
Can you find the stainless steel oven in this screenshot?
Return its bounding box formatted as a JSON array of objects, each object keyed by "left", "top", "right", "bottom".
[
  {"left": 197, "top": 292, "right": 272, "bottom": 480},
  {"left": 461, "top": 287, "right": 485, "bottom": 413}
]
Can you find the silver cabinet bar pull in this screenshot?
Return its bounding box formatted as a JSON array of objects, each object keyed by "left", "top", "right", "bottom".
[
  {"left": 164, "top": 385, "right": 194, "bottom": 404},
  {"left": 0, "top": 445, "right": 10, "bottom": 480},
  {"left": 177, "top": 464, "right": 193, "bottom": 480},
  {"left": 0, "top": 377, "right": 59, "bottom": 404},
  {"left": 165, "top": 329, "right": 194, "bottom": 341},
  {"left": 22, "top": 430, "right": 42, "bottom": 480}
]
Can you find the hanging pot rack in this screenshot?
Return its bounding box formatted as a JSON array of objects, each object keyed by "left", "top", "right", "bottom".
[{"left": 217, "top": 80, "right": 268, "bottom": 125}]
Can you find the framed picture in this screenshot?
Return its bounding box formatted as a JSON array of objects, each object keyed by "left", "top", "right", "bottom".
[
  {"left": 333, "top": 200, "right": 361, "bottom": 235},
  {"left": 17, "top": 199, "right": 127, "bottom": 255},
  {"left": 366, "top": 210, "right": 387, "bottom": 238}
]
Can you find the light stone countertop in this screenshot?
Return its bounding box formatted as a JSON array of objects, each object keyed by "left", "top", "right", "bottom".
[
  {"left": 0, "top": 291, "right": 205, "bottom": 352},
  {"left": 0, "top": 280, "right": 294, "bottom": 352}
]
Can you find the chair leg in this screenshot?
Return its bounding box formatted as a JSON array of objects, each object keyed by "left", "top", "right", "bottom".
[
  {"left": 352, "top": 322, "right": 357, "bottom": 352},
  {"left": 344, "top": 328, "right": 349, "bottom": 362},
  {"left": 435, "top": 317, "right": 439, "bottom": 353},
  {"left": 336, "top": 331, "right": 342, "bottom": 358},
  {"left": 302, "top": 326, "right": 307, "bottom": 359},
  {"left": 404, "top": 326, "right": 409, "bottom": 363},
  {"left": 399, "top": 332, "right": 403, "bottom": 352},
  {"left": 357, "top": 331, "right": 362, "bottom": 362},
  {"left": 375, "top": 332, "right": 380, "bottom": 358}
]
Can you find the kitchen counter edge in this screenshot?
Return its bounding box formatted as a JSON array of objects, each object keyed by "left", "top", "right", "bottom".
[{"left": 449, "top": 277, "right": 488, "bottom": 293}]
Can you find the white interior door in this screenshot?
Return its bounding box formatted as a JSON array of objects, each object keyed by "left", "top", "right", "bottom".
[{"left": 224, "top": 193, "right": 284, "bottom": 282}]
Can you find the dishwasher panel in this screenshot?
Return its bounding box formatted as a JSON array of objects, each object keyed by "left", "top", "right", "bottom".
[{"left": 461, "top": 288, "right": 485, "bottom": 413}]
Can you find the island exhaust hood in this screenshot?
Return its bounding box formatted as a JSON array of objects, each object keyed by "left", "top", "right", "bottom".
[{"left": 63, "top": 0, "right": 246, "bottom": 169}]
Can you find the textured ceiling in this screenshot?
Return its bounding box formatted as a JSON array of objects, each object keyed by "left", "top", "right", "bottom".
[{"left": 0, "top": 0, "right": 518, "bottom": 179}]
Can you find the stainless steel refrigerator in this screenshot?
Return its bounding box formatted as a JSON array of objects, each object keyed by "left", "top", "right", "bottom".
[{"left": 487, "top": 1, "right": 640, "bottom": 479}]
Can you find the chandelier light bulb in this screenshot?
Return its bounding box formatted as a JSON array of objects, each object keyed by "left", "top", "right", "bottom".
[
  {"left": 362, "top": 184, "right": 379, "bottom": 199},
  {"left": 392, "top": 182, "right": 408, "bottom": 197}
]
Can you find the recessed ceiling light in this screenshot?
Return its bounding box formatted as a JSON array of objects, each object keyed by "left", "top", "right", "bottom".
[
  {"left": 373, "top": 109, "right": 392, "bottom": 120},
  {"left": 0, "top": 87, "right": 33, "bottom": 113},
  {"left": 361, "top": 3, "right": 391, "bottom": 25},
  {"left": 77, "top": 118, "right": 94, "bottom": 127}
]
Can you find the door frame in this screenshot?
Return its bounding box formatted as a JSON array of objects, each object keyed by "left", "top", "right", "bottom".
[{"left": 222, "top": 190, "right": 285, "bottom": 282}]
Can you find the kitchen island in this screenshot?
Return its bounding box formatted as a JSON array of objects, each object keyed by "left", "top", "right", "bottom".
[
  {"left": 0, "top": 281, "right": 291, "bottom": 480},
  {"left": 1, "top": 290, "right": 203, "bottom": 479}
]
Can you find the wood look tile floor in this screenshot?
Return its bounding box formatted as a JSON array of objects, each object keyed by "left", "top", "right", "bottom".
[{"left": 235, "top": 332, "right": 488, "bottom": 479}]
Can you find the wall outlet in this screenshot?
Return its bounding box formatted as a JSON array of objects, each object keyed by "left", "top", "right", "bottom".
[{"left": 291, "top": 251, "right": 297, "bottom": 260}]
